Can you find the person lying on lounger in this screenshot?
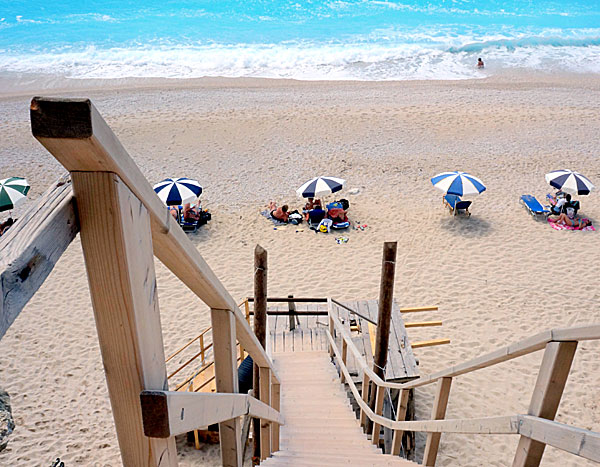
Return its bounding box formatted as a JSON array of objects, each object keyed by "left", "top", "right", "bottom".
[{"left": 183, "top": 203, "right": 201, "bottom": 222}]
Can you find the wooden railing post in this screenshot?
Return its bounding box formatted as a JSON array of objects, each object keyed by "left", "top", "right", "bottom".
[
  {"left": 360, "top": 373, "right": 370, "bottom": 430},
  {"left": 271, "top": 381, "right": 280, "bottom": 453},
  {"left": 259, "top": 367, "right": 272, "bottom": 460},
  {"left": 512, "top": 341, "right": 577, "bottom": 467},
  {"left": 200, "top": 335, "right": 205, "bottom": 363},
  {"left": 423, "top": 377, "right": 453, "bottom": 466},
  {"left": 371, "top": 385, "right": 386, "bottom": 446},
  {"left": 340, "top": 340, "right": 348, "bottom": 384},
  {"left": 70, "top": 172, "right": 177, "bottom": 466},
  {"left": 368, "top": 242, "right": 397, "bottom": 433},
  {"left": 391, "top": 389, "right": 410, "bottom": 455},
  {"left": 288, "top": 294, "right": 296, "bottom": 331},
  {"left": 253, "top": 245, "right": 268, "bottom": 463},
  {"left": 211, "top": 307, "right": 242, "bottom": 467}
]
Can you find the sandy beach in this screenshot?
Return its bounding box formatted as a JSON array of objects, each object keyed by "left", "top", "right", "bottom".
[{"left": 0, "top": 73, "right": 599, "bottom": 466}]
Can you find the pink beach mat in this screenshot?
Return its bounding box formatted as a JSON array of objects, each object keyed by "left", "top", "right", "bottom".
[{"left": 547, "top": 218, "right": 595, "bottom": 231}]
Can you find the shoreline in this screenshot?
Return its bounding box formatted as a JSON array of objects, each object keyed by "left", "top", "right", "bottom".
[{"left": 2, "top": 69, "right": 600, "bottom": 100}]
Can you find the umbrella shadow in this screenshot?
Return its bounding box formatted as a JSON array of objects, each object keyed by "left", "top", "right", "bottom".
[{"left": 439, "top": 215, "right": 493, "bottom": 237}]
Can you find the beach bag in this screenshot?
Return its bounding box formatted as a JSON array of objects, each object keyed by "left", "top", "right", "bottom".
[
  {"left": 565, "top": 206, "right": 575, "bottom": 219},
  {"left": 288, "top": 212, "right": 303, "bottom": 225},
  {"left": 318, "top": 218, "right": 333, "bottom": 233}
]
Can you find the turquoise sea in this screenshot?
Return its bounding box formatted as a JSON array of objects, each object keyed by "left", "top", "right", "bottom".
[{"left": 1, "top": 0, "right": 600, "bottom": 84}]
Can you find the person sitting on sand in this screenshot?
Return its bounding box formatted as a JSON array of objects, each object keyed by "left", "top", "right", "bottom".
[
  {"left": 269, "top": 203, "right": 289, "bottom": 223},
  {"left": 169, "top": 206, "right": 179, "bottom": 221},
  {"left": 0, "top": 218, "right": 14, "bottom": 236},
  {"left": 549, "top": 193, "right": 569, "bottom": 216},
  {"left": 551, "top": 213, "right": 592, "bottom": 229},
  {"left": 477, "top": 58, "right": 484, "bottom": 69}
]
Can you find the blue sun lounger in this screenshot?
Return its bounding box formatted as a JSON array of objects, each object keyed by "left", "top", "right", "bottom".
[
  {"left": 520, "top": 195, "right": 550, "bottom": 219},
  {"left": 443, "top": 194, "right": 471, "bottom": 216}
]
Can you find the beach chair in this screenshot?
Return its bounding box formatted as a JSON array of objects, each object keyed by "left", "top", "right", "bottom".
[
  {"left": 520, "top": 195, "right": 550, "bottom": 219},
  {"left": 443, "top": 194, "right": 471, "bottom": 216}
]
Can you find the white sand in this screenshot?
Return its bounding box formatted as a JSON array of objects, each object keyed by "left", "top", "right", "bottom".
[{"left": 0, "top": 73, "right": 599, "bottom": 466}]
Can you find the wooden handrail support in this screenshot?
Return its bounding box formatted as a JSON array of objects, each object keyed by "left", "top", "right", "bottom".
[
  {"left": 140, "top": 390, "right": 284, "bottom": 438},
  {"left": 328, "top": 299, "right": 600, "bottom": 465},
  {"left": 0, "top": 174, "right": 79, "bottom": 341},
  {"left": 166, "top": 327, "right": 212, "bottom": 363},
  {"left": 325, "top": 330, "right": 600, "bottom": 464},
  {"left": 30, "top": 97, "right": 279, "bottom": 382},
  {"left": 31, "top": 97, "right": 281, "bottom": 467}
]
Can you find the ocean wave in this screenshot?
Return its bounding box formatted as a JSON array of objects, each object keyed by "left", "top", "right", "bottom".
[
  {"left": 451, "top": 35, "right": 600, "bottom": 53},
  {"left": 1, "top": 38, "right": 600, "bottom": 84}
]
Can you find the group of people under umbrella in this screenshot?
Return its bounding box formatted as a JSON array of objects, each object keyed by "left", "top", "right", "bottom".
[
  {"left": 268, "top": 176, "right": 350, "bottom": 232},
  {"left": 431, "top": 169, "right": 595, "bottom": 229},
  {"left": 153, "top": 177, "right": 211, "bottom": 232}
]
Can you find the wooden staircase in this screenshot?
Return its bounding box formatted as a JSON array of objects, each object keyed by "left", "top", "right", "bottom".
[{"left": 261, "top": 351, "right": 417, "bottom": 466}]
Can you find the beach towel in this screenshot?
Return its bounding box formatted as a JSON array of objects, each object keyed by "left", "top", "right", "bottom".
[
  {"left": 547, "top": 218, "right": 595, "bottom": 231},
  {"left": 261, "top": 209, "right": 286, "bottom": 226}
]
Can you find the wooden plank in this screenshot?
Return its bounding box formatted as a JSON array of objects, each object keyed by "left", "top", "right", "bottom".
[
  {"left": 400, "top": 306, "right": 439, "bottom": 313},
  {"left": 71, "top": 171, "right": 177, "bottom": 466},
  {"left": 371, "top": 385, "right": 386, "bottom": 446},
  {"left": 271, "top": 382, "right": 281, "bottom": 453},
  {"left": 412, "top": 339, "right": 451, "bottom": 349},
  {"left": 513, "top": 341, "right": 577, "bottom": 467},
  {"left": 356, "top": 301, "right": 374, "bottom": 369},
  {"left": 211, "top": 308, "right": 242, "bottom": 467},
  {"left": 140, "top": 391, "right": 283, "bottom": 438},
  {"left": 391, "top": 389, "right": 410, "bottom": 455},
  {"left": 253, "top": 245, "right": 267, "bottom": 464},
  {"left": 0, "top": 174, "right": 79, "bottom": 341},
  {"left": 391, "top": 301, "right": 419, "bottom": 379},
  {"left": 517, "top": 415, "right": 600, "bottom": 463},
  {"left": 405, "top": 321, "right": 443, "bottom": 328},
  {"left": 423, "top": 377, "right": 452, "bottom": 466},
  {"left": 30, "top": 97, "right": 277, "bottom": 378},
  {"left": 366, "top": 299, "right": 401, "bottom": 379},
  {"left": 259, "top": 367, "right": 271, "bottom": 461},
  {"left": 551, "top": 325, "right": 600, "bottom": 342}
]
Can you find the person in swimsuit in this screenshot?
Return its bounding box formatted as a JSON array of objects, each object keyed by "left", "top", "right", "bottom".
[
  {"left": 270, "top": 204, "right": 289, "bottom": 223},
  {"left": 552, "top": 213, "right": 592, "bottom": 229}
]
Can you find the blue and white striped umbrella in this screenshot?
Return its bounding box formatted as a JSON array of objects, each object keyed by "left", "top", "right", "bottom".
[
  {"left": 153, "top": 177, "right": 202, "bottom": 206},
  {"left": 431, "top": 171, "right": 486, "bottom": 197},
  {"left": 296, "top": 176, "right": 345, "bottom": 198},
  {"left": 545, "top": 169, "right": 594, "bottom": 195}
]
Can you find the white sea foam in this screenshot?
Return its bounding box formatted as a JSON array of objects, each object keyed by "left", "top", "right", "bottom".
[{"left": 1, "top": 34, "right": 600, "bottom": 85}]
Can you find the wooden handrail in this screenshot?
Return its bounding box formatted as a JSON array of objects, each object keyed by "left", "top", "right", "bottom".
[
  {"left": 140, "top": 391, "right": 284, "bottom": 438},
  {"left": 165, "top": 327, "right": 212, "bottom": 363},
  {"left": 31, "top": 97, "right": 281, "bottom": 466},
  {"left": 326, "top": 329, "right": 600, "bottom": 463},
  {"left": 31, "top": 97, "right": 279, "bottom": 383}
]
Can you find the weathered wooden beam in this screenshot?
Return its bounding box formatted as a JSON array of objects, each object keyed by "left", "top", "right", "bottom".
[
  {"left": 411, "top": 339, "right": 451, "bottom": 349},
  {"left": 368, "top": 242, "right": 397, "bottom": 432},
  {"left": 71, "top": 171, "right": 176, "bottom": 466},
  {"left": 0, "top": 174, "right": 78, "bottom": 341},
  {"left": 140, "top": 391, "right": 283, "bottom": 438},
  {"left": 211, "top": 307, "right": 242, "bottom": 467},
  {"left": 253, "top": 245, "right": 267, "bottom": 462},
  {"left": 422, "top": 377, "right": 452, "bottom": 466},
  {"left": 517, "top": 415, "right": 600, "bottom": 463},
  {"left": 371, "top": 385, "right": 386, "bottom": 446},
  {"left": 513, "top": 341, "right": 577, "bottom": 467},
  {"left": 246, "top": 297, "right": 328, "bottom": 303}
]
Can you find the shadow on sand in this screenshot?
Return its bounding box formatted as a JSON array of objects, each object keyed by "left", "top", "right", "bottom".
[{"left": 439, "top": 215, "right": 493, "bottom": 238}]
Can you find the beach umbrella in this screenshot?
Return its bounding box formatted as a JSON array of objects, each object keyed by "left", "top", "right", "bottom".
[
  {"left": 0, "top": 177, "right": 30, "bottom": 212},
  {"left": 545, "top": 169, "right": 594, "bottom": 195},
  {"left": 296, "top": 176, "right": 345, "bottom": 198},
  {"left": 431, "top": 171, "right": 486, "bottom": 197},
  {"left": 153, "top": 177, "right": 202, "bottom": 206}
]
